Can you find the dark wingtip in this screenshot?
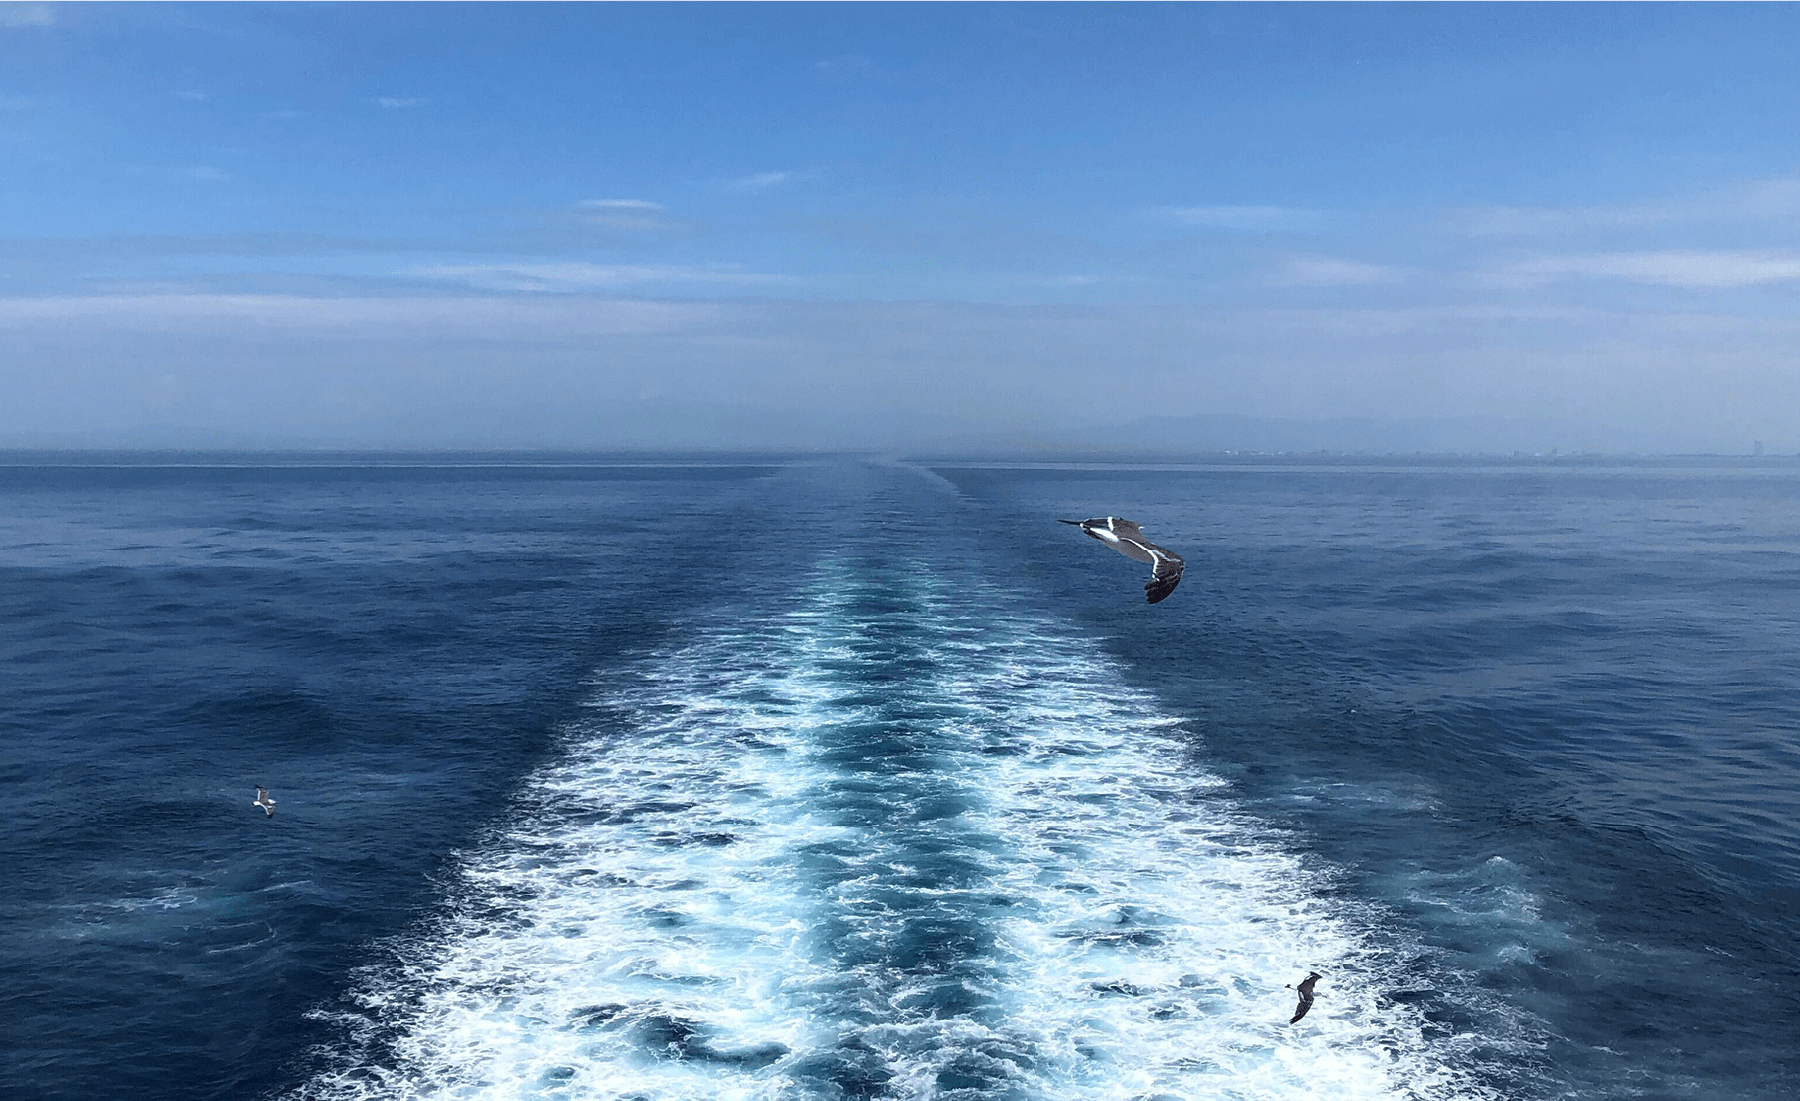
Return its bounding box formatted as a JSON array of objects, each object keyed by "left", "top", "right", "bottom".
[
  {"left": 1058, "top": 519, "right": 1082, "bottom": 525},
  {"left": 1144, "top": 579, "right": 1181, "bottom": 603}
]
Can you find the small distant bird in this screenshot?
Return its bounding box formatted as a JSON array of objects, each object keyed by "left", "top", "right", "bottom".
[
  {"left": 1060, "top": 517, "right": 1185, "bottom": 603},
  {"left": 253, "top": 786, "right": 276, "bottom": 818},
  {"left": 1287, "top": 971, "right": 1322, "bottom": 1023}
]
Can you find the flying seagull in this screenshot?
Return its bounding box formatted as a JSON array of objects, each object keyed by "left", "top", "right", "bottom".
[
  {"left": 1060, "top": 517, "right": 1185, "bottom": 603},
  {"left": 1287, "top": 971, "right": 1322, "bottom": 1023},
  {"left": 253, "top": 786, "right": 276, "bottom": 818}
]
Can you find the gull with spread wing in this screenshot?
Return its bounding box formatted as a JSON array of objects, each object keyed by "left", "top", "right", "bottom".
[
  {"left": 1060, "top": 516, "right": 1185, "bottom": 604},
  {"left": 1288, "top": 971, "right": 1322, "bottom": 1023}
]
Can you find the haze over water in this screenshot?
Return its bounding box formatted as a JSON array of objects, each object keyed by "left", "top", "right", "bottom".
[{"left": 4, "top": 454, "right": 1797, "bottom": 1100}]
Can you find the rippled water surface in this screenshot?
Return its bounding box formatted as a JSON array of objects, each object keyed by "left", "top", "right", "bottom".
[{"left": 4, "top": 454, "right": 1798, "bottom": 1100}]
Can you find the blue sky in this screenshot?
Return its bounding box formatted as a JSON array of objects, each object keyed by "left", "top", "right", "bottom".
[{"left": 5, "top": 2, "right": 1800, "bottom": 451}]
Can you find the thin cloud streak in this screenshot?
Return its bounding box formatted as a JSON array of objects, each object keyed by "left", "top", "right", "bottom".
[
  {"left": 1499, "top": 250, "right": 1800, "bottom": 289},
  {"left": 731, "top": 170, "right": 800, "bottom": 188},
  {"left": 1449, "top": 202, "right": 1680, "bottom": 238},
  {"left": 1267, "top": 255, "right": 1406, "bottom": 288},
  {"left": 1156, "top": 205, "right": 1324, "bottom": 232},
  {"left": 570, "top": 199, "right": 674, "bottom": 233},
  {"left": 0, "top": 293, "right": 722, "bottom": 335},
  {"left": 1447, "top": 175, "right": 1800, "bottom": 238},
  {"left": 575, "top": 199, "right": 664, "bottom": 210},
  {"left": 0, "top": 3, "right": 54, "bottom": 28},
  {"left": 412, "top": 262, "right": 794, "bottom": 293}
]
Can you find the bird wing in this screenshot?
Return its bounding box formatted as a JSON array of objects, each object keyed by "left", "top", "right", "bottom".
[
  {"left": 1290, "top": 990, "right": 1313, "bottom": 1023},
  {"left": 1066, "top": 517, "right": 1156, "bottom": 563},
  {"left": 1132, "top": 539, "right": 1184, "bottom": 604},
  {"left": 1099, "top": 519, "right": 1158, "bottom": 565},
  {"left": 1111, "top": 540, "right": 1156, "bottom": 565}
]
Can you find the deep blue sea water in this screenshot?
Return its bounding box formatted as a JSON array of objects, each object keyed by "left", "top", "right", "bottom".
[{"left": 4, "top": 454, "right": 1798, "bottom": 1100}]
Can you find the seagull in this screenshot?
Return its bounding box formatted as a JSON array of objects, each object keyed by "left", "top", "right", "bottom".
[
  {"left": 1287, "top": 971, "right": 1321, "bottom": 1023},
  {"left": 1060, "top": 517, "right": 1185, "bottom": 603},
  {"left": 253, "top": 786, "right": 276, "bottom": 818}
]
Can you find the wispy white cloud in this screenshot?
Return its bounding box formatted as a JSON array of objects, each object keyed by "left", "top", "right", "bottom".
[
  {"left": 0, "top": 3, "right": 54, "bottom": 28},
  {"left": 120, "top": 164, "right": 232, "bottom": 184},
  {"left": 376, "top": 97, "right": 428, "bottom": 110},
  {"left": 1448, "top": 176, "right": 1800, "bottom": 238},
  {"left": 1718, "top": 176, "right": 1800, "bottom": 221},
  {"left": 1267, "top": 255, "right": 1406, "bottom": 288},
  {"left": 732, "top": 170, "right": 801, "bottom": 189},
  {"left": 571, "top": 199, "right": 675, "bottom": 233},
  {"left": 1448, "top": 201, "right": 1674, "bottom": 238},
  {"left": 1498, "top": 250, "right": 1800, "bottom": 289},
  {"left": 576, "top": 198, "right": 664, "bottom": 211},
  {"left": 1199, "top": 302, "right": 1620, "bottom": 338},
  {"left": 0, "top": 293, "right": 719, "bottom": 335},
  {"left": 411, "top": 261, "right": 793, "bottom": 293},
  {"left": 1156, "top": 205, "right": 1323, "bottom": 232}
]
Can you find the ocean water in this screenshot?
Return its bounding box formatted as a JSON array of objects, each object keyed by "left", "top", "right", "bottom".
[{"left": 3, "top": 453, "right": 1798, "bottom": 1100}]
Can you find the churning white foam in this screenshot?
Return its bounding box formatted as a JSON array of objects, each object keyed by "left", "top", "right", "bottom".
[
  {"left": 294, "top": 561, "right": 1505, "bottom": 1100},
  {"left": 295, "top": 628, "right": 857, "bottom": 1100}
]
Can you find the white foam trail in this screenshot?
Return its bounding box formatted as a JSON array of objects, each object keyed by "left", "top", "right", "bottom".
[
  {"left": 781, "top": 574, "right": 1505, "bottom": 1101},
  {"left": 295, "top": 560, "right": 1509, "bottom": 1100},
  {"left": 917, "top": 621, "right": 1476, "bottom": 1097},
  {"left": 296, "top": 631, "right": 852, "bottom": 1100}
]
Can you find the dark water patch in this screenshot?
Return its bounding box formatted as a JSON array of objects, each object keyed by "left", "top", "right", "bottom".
[
  {"left": 650, "top": 830, "right": 739, "bottom": 847},
  {"left": 569, "top": 1002, "right": 628, "bottom": 1026},
  {"left": 789, "top": 1037, "right": 896, "bottom": 1099}
]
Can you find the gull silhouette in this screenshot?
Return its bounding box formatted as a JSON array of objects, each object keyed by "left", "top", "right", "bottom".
[
  {"left": 1060, "top": 517, "right": 1185, "bottom": 603},
  {"left": 1288, "top": 971, "right": 1321, "bottom": 1023}
]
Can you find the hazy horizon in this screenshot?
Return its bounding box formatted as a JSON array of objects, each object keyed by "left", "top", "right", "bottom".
[
  {"left": 2, "top": 409, "right": 1790, "bottom": 459},
  {"left": 6, "top": 4, "right": 1800, "bottom": 454}
]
